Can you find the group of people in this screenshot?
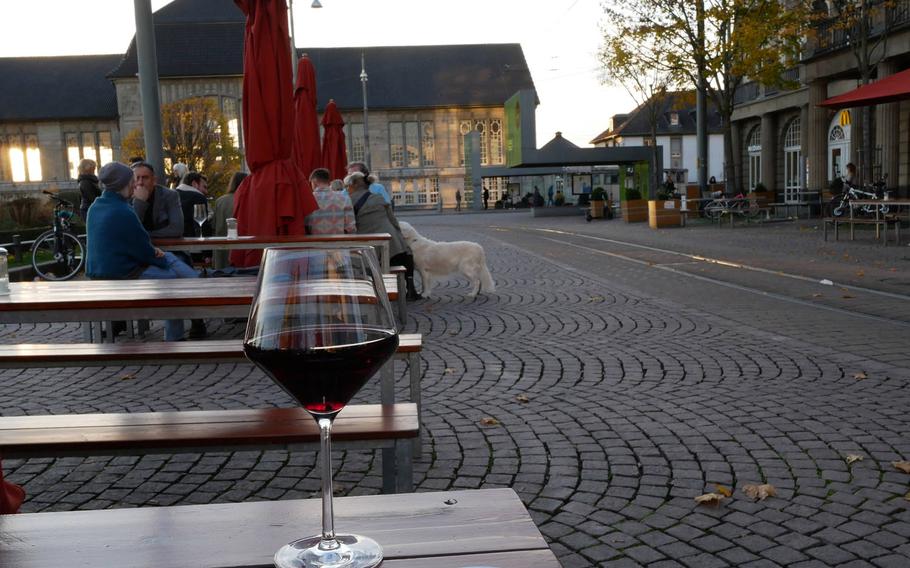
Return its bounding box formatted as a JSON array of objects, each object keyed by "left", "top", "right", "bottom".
[{"left": 76, "top": 157, "right": 421, "bottom": 342}]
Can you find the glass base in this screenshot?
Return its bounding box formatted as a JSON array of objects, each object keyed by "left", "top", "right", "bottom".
[{"left": 274, "top": 534, "right": 382, "bottom": 568}]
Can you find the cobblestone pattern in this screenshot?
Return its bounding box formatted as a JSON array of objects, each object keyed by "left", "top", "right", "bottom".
[{"left": 2, "top": 219, "right": 909, "bottom": 567}]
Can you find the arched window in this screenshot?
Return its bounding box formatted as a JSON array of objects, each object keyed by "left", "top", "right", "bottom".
[
  {"left": 747, "top": 125, "right": 761, "bottom": 190},
  {"left": 783, "top": 118, "right": 802, "bottom": 203}
]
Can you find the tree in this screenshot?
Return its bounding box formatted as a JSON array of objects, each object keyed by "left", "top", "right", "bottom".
[
  {"left": 121, "top": 97, "right": 242, "bottom": 197},
  {"left": 600, "top": 37, "right": 679, "bottom": 197},
  {"left": 601, "top": 0, "right": 813, "bottom": 194},
  {"left": 828, "top": 0, "right": 899, "bottom": 183}
]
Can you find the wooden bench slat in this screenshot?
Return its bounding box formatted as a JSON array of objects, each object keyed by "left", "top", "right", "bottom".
[
  {"left": 0, "top": 404, "right": 418, "bottom": 457},
  {"left": 0, "top": 489, "right": 559, "bottom": 568},
  {"left": 0, "top": 334, "right": 421, "bottom": 367}
]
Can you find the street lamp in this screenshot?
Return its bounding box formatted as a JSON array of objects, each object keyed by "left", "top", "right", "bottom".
[{"left": 361, "top": 51, "right": 371, "bottom": 169}]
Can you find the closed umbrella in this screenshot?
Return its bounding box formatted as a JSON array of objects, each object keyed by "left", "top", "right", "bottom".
[
  {"left": 231, "top": 0, "right": 318, "bottom": 268},
  {"left": 293, "top": 54, "right": 322, "bottom": 181},
  {"left": 321, "top": 99, "right": 347, "bottom": 180}
]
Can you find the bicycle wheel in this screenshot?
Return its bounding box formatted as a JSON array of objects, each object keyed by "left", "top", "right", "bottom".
[
  {"left": 31, "top": 230, "right": 85, "bottom": 281},
  {"left": 703, "top": 200, "right": 724, "bottom": 219},
  {"left": 830, "top": 195, "right": 847, "bottom": 217}
]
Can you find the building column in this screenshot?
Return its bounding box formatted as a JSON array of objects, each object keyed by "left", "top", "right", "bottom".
[
  {"left": 800, "top": 104, "right": 809, "bottom": 188},
  {"left": 731, "top": 120, "right": 743, "bottom": 193},
  {"left": 807, "top": 80, "right": 829, "bottom": 191},
  {"left": 760, "top": 113, "right": 776, "bottom": 194},
  {"left": 876, "top": 59, "right": 900, "bottom": 192}
]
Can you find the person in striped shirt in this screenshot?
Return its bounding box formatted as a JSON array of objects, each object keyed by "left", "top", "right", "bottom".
[{"left": 306, "top": 168, "right": 356, "bottom": 235}]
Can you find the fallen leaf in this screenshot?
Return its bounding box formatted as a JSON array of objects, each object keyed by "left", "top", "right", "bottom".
[
  {"left": 742, "top": 484, "right": 777, "bottom": 501},
  {"left": 856, "top": 270, "right": 865, "bottom": 277},
  {"left": 714, "top": 485, "right": 733, "bottom": 498},
  {"left": 120, "top": 373, "right": 137, "bottom": 381},
  {"left": 892, "top": 461, "right": 910, "bottom": 474},
  {"left": 853, "top": 371, "right": 868, "bottom": 380},
  {"left": 890, "top": 267, "right": 897, "bottom": 272},
  {"left": 694, "top": 493, "right": 725, "bottom": 506},
  {"left": 906, "top": 491, "right": 910, "bottom": 502},
  {"left": 842, "top": 294, "right": 855, "bottom": 299},
  {"left": 846, "top": 454, "right": 864, "bottom": 465},
  {"left": 516, "top": 394, "right": 530, "bottom": 403},
  {"left": 589, "top": 295, "right": 605, "bottom": 303},
  {"left": 444, "top": 368, "right": 455, "bottom": 375},
  {"left": 812, "top": 293, "right": 823, "bottom": 298},
  {"left": 480, "top": 417, "right": 500, "bottom": 426}
]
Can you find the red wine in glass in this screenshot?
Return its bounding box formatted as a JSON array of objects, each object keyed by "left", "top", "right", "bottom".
[{"left": 245, "top": 326, "right": 398, "bottom": 417}]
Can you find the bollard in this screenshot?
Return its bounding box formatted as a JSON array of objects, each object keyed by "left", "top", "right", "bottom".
[{"left": 11, "top": 234, "right": 21, "bottom": 262}]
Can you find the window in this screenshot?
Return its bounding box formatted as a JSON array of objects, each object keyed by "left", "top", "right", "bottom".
[
  {"left": 474, "top": 119, "right": 488, "bottom": 165},
  {"left": 489, "top": 119, "right": 503, "bottom": 164},
  {"left": 389, "top": 122, "right": 404, "bottom": 168},
  {"left": 348, "top": 123, "right": 365, "bottom": 162},
  {"left": 670, "top": 112, "right": 679, "bottom": 126},
  {"left": 222, "top": 97, "right": 241, "bottom": 149},
  {"left": 405, "top": 121, "right": 419, "bottom": 168},
  {"left": 459, "top": 118, "right": 504, "bottom": 166},
  {"left": 670, "top": 137, "right": 682, "bottom": 169},
  {"left": 458, "top": 120, "right": 473, "bottom": 165},
  {"left": 482, "top": 176, "right": 508, "bottom": 201},
  {"left": 783, "top": 118, "right": 802, "bottom": 203},
  {"left": 421, "top": 121, "right": 435, "bottom": 166},
  {"left": 4, "top": 133, "right": 42, "bottom": 182},
  {"left": 747, "top": 125, "right": 761, "bottom": 190},
  {"left": 64, "top": 131, "right": 113, "bottom": 179}
]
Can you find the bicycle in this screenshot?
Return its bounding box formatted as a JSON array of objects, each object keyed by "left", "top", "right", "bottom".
[
  {"left": 829, "top": 176, "right": 891, "bottom": 217},
  {"left": 30, "top": 191, "right": 85, "bottom": 281},
  {"left": 702, "top": 192, "right": 760, "bottom": 220}
]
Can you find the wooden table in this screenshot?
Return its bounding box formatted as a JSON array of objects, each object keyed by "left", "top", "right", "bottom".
[
  {"left": 848, "top": 199, "right": 908, "bottom": 244},
  {"left": 0, "top": 488, "right": 560, "bottom": 567},
  {"left": 153, "top": 233, "right": 392, "bottom": 271},
  {"left": 0, "top": 276, "right": 400, "bottom": 341}
]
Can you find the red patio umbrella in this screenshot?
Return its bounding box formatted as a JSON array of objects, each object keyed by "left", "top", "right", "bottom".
[
  {"left": 321, "top": 99, "right": 348, "bottom": 180},
  {"left": 293, "top": 54, "right": 322, "bottom": 181},
  {"left": 0, "top": 459, "right": 25, "bottom": 514},
  {"left": 231, "top": 0, "right": 318, "bottom": 268}
]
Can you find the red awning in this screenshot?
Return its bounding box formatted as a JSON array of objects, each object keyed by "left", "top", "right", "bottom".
[{"left": 819, "top": 67, "right": 910, "bottom": 108}]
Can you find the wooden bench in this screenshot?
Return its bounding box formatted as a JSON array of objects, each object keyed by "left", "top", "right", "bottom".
[
  {"left": 389, "top": 264, "right": 407, "bottom": 323},
  {"left": 0, "top": 403, "right": 417, "bottom": 494},
  {"left": 823, "top": 216, "right": 901, "bottom": 245},
  {"left": 0, "top": 334, "right": 426, "bottom": 453}
]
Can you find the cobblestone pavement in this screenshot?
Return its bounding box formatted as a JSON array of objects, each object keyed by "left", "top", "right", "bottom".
[{"left": 3, "top": 212, "right": 910, "bottom": 567}]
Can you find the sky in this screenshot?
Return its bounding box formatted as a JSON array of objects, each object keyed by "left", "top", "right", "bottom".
[{"left": 0, "top": 0, "right": 636, "bottom": 148}]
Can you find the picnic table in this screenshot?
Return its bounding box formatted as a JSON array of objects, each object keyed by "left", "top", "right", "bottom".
[
  {"left": 153, "top": 233, "right": 392, "bottom": 271},
  {"left": 0, "top": 488, "right": 560, "bottom": 567},
  {"left": 850, "top": 199, "right": 908, "bottom": 244}
]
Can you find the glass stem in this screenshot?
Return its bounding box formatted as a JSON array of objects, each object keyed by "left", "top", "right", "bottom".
[{"left": 318, "top": 417, "right": 340, "bottom": 550}]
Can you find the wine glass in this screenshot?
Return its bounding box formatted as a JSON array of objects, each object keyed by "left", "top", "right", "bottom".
[
  {"left": 244, "top": 247, "right": 399, "bottom": 568},
  {"left": 193, "top": 203, "right": 211, "bottom": 240}
]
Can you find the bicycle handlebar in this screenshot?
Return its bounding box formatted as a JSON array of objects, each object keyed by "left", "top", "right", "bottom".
[{"left": 42, "top": 191, "right": 73, "bottom": 207}]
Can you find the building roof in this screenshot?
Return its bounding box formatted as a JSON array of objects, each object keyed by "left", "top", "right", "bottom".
[
  {"left": 514, "top": 131, "right": 653, "bottom": 167},
  {"left": 109, "top": 0, "right": 535, "bottom": 111},
  {"left": 590, "top": 90, "right": 723, "bottom": 144},
  {"left": 0, "top": 54, "right": 121, "bottom": 121}
]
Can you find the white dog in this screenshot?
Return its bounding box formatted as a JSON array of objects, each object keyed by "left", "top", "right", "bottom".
[{"left": 398, "top": 221, "right": 495, "bottom": 298}]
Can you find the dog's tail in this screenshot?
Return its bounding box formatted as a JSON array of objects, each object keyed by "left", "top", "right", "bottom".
[{"left": 479, "top": 250, "right": 495, "bottom": 293}]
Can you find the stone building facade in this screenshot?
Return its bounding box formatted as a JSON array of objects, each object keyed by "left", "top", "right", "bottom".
[
  {"left": 0, "top": 0, "right": 534, "bottom": 208},
  {"left": 731, "top": 1, "right": 910, "bottom": 201}
]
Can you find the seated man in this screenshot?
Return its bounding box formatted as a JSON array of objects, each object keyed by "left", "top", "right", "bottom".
[
  {"left": 131, "top": 161, "right": 184, "bottom": 238},
  {"left": 86, "top": 162, "right": 199, "bottom": 341},
  {"left": 176, "top": 171, "right": 211, "bottom": 238},
  {"left": 306, "top": 168, "right": 356, "bottom": 235}
]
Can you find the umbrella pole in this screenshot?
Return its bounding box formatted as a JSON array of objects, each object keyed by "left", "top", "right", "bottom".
[{"left": 289, "top": 0, "right": 298, "bottom": 84}]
